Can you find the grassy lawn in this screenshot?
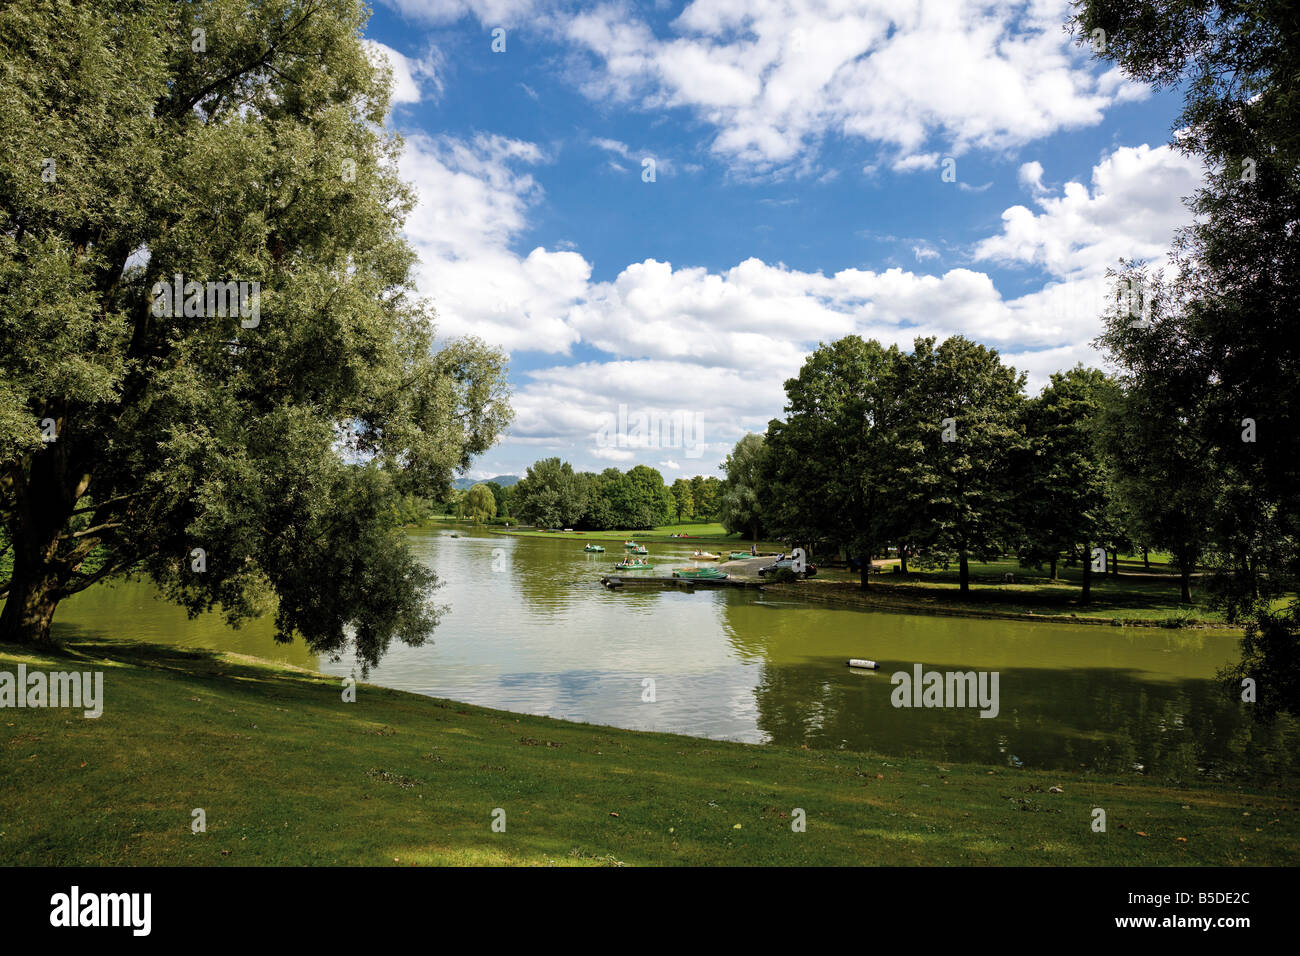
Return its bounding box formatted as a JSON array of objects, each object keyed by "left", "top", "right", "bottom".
[
  {"left": 2, "top": 636, "right": 1296, "bottom": 866},
  {"left": 786, "top": 556, "right": 1246, "bottom": 627}
]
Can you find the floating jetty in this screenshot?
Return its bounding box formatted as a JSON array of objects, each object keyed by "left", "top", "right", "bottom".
[{"left": 600, "top": 575, "right": 763, "bottom": 591}]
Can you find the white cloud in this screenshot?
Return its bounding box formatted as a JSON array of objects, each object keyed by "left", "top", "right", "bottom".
[
  {"left": 591, "top": 137, "right": 634, "bottom": 160},
  {"left": 892, "top": 152, "right": 941, "bottom": 173},
  {"left": 363, "top": 40, "right": 443, "bottom": 105},
  {"left": 558, "top": 0, "right": 1138, "bottom": 175},
  {"left": 974, "top": 144, "right": 1203, "bottom": 280},
  {"left": 1018, "top": 160, "right": 1046, "bottom": 194},
  {"left": 591, "top": 137, "right": 674, "bottom": 175},
  {"left": 400, "top": 133, "right": 588, "bottom": 352}
]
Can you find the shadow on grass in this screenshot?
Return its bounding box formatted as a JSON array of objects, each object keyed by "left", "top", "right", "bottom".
[{"left": 4, "top": 623, "right": 332, "bottom": 698}]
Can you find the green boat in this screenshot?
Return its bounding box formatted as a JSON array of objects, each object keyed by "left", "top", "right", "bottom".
[
  {"left": 629, "top": 546, "right": 649, "bottom": 554},
  {"left": 614, "top": 559, "right": 653, "bottom": 570},
  {"left": 674, "top": 567, "right": 728, "bottom": 580},
  {"left": 728, "top": 551, "right": 752, "bottom": 560},
  {"left": 584, "top": 544, "right": 605, "bottom": 552}
]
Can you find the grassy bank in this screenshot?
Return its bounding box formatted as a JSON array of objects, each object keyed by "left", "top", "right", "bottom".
[
  {"left": 785, "top": 556, "right": 1246, "bottom": 627},
  {"left": 2, "top": 636, "right": 1296, "bottom": 866}
]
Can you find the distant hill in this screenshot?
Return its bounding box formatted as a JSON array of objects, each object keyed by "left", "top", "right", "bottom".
[{"left": 450, "top": 474, "right": 520, "bottom": 490}]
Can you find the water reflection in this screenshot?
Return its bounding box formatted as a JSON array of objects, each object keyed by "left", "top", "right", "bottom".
[{"left": 50, "top": 523, "right": 1295, "bottom": 779}]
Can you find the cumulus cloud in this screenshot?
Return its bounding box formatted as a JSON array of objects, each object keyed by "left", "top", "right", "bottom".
[
  {"left": 363, "top": 40, "right": 443, "bottom": 105},
  {"left": 974, "top": 143, "right": 1203, "bottom": 280},
  {"left": 400, "top": 133, "right": 588, "bottom": 352},
  {"left": 1018, "top": 160, "right": 1046, "bottom": 194},
  {"left": 556, "top": 0, "right": 1141, "bottom": 176}
]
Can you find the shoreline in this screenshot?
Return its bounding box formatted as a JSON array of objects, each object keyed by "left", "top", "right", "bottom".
[
  {"left": 763, "top": 580, "right": 1241, "bottom": 630},
  {"left": 2, "top": 636, "right": 1295, "bottom": 866},
  {"left": 469, "top": 524, "right": 1238, "bottom": 629}
]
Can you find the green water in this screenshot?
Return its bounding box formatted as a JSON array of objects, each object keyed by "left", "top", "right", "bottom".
[{"left": 54, "top": 524, "right": 1296, "bottom": 778}]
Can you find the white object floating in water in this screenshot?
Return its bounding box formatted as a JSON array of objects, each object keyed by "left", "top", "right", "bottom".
[{"left": 847, "top": 659, "right": 878, "bottom": 670}]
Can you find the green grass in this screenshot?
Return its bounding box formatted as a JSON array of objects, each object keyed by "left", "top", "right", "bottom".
[
  {"left": 789, "top": 556, "right": 1251, "bottom": 626},
  {"left": 2, "top": 636, "right": 1296, "bottom": 866}
]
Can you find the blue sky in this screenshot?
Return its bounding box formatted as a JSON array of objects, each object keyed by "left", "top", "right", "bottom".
[{"left": 360, "top": 1, "right": 1200, "bottom": 480}]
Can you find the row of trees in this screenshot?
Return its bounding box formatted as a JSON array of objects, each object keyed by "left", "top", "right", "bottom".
[
  {"left": 510, "top": 460, "right": 722, "bottom": 531},
  {"left": 720, "top": 327, "right": 1286, "bottom": 613},
  {"left": 718, "top": 336, "right": 1131, "bottom": 596}
]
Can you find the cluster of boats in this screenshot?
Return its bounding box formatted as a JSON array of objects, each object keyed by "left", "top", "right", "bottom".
[{"left": 579, "top": 539, "right": 730, "bottom": 579}]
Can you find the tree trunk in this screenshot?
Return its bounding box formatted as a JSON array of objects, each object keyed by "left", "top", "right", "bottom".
[
  {"left": 1049, "top": 555, "right": 1058, "bottom": 581},
  {"left": 1179, "top": 566, "right": 1192, "bottom": 604},
  {"left": 1080, "top": 541, "right": 1091, "bottom": 604},
  {"left": 958, "top": 551, "right": 969, "bottom": 596},
  {"left": 0, "top": 499, "right": 70, "bottom": 646},
  {"left": 1142, "top": 549, "right": 1149, "bottom": 570},
  {"left": 1110, "top": 548, "right": 1120, "bottom": 576},
  {"left": 1, "top": 434, "right": 83, "bottom": 646},
  {"left": 898, "top": 545, "right": 908, "bottom": 574},
  {"left": 0, "top": 562, "right": 63, "bottom": 645},
  {"left": 859, "top": 560, "right": 869, "bottom": 591}
]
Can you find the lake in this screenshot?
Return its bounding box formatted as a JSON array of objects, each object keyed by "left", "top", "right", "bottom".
[{"left": 56, "top": 524, "right": 1296, "bottom": 779}]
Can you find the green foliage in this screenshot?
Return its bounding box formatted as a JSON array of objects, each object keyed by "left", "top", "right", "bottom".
[
  {"left": 510, "top": 460, "right": 684, "bottom": 531},
  {"left": 717, "top": 434, "right": 768, "bottom": 543},
  {"left": 512, "top": 458, "right": 586, "bottom": 529},
  {"left": 689, "top": 474, "right": 721, "bottom": 519},
  {"left": 1075, "top": 0, "right": 1299, "bottom": 711},
  {"left": 391, "top": 493, "right": 437, "bottom": 526},
  {"left": 0, "top": 0, "right": 511, "bottom": 664},
  {"left": 465, "top": 483, "right": 497, "bottom": 522},
  {"left": 484, "top": 481, "right": 512, "bottom": 518},
  {"left": 884, "top": 337, "right": 1026, "bottom": 592},
  {"left": 1221, "top": 609, "right": 1300, "bottom": 719},
  {"left": 764, "top": 336, "right": 904, "bottom": 582},
  {"left": 669, "top": 478, "right": 695, "bottom": 522},
  {"left": 1019, "top": 366, "right": 1122, "bottom": 598}
]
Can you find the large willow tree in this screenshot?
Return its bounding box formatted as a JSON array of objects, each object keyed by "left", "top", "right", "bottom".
[{"left": 0, "top": 1, "right": 512, "bottom": 666}]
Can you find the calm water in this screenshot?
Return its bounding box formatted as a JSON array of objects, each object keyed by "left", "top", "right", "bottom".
[{"left": 55, "top": 525, "right": 1296, "bottom": 778}]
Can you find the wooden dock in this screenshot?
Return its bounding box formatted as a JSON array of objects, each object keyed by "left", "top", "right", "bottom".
[{"left": 600, "top": 574, "right": 764, "bottom": 591}]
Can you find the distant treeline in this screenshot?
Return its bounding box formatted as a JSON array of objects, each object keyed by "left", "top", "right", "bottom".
[{"left": 503, "top": 462, "right": 722, "bottom": 531}]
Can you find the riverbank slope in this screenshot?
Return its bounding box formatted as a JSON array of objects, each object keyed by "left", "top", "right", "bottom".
[{"left": 2, "top": 636, "right": 1295, "bottom": 866}]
